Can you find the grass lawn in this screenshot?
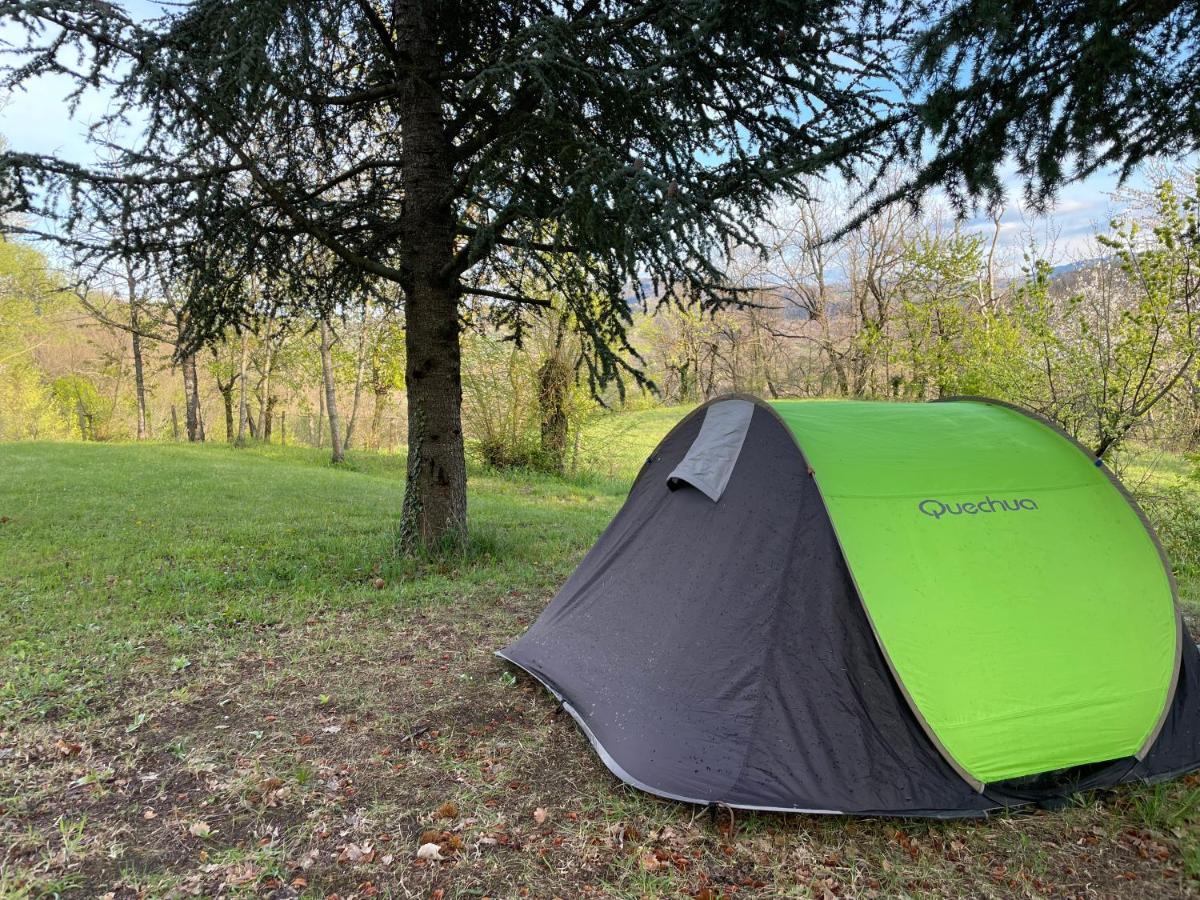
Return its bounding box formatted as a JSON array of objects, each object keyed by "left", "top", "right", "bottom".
[{"left": 3, "top": 412, "right": 1200, "bottom": 898}]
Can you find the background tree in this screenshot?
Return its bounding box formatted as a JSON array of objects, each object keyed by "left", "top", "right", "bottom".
[
  {"left": 0, "top": 238, "right": 70, "bottom": 440},
  {"left": 1, "top": 0, "right": 910, "bottom": 549}
]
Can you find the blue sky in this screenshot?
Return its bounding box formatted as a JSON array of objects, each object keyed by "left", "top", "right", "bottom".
[{"left": 0, "top": 2, "right": 1151, "bottom": 270}]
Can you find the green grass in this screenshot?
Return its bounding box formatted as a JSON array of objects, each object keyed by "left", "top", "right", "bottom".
[
  {"left": 572, "top": 403, "right": 693, "bottom": 480},
  {"left": 4, "top": 408, "right": 1200, "bottom": 898},
  {"left": 0, "top": 438, "right": 667, "bottom": 723}
]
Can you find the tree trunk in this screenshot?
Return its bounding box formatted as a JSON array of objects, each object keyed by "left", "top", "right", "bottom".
[
  {"left": 397, "top": 7, "right": 467, "bottom": 549},
  {"left": 220, "top": 382, "right": 235, "bottom": 442},
  {"left": 370, "top": 386, "right": 389, "bottom": 451},
  {"left": 237, "top": 330, "right": 250, "bottom": 444},
  {"left": 121, "top": 221, "right": 149, "bottom": 441},
  {"left": 263, "top": 395, "right": 277, "bottom": 442},
  {"left": 129, "top": 302, "right": 149, "bottom": 440},
  {"left": 256, "top": 325, "right": 276, "bottom": 437},
  {"left": 320, "top": 318, "right": 345, "bottom": 463},
  {"left": 170, "top": 405, "right": 180, "bottom": 441},
  {"left": 538, "top": 353, "right": 571, "bottom": 474},
  {"left": 343, "top": 301, "right": 370, "bottom": 453},
  {"left": 182, "top": 351, "right": 203, "bottom": 442}
]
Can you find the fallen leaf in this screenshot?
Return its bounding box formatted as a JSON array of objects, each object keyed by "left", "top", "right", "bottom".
[
  {"left": 224, "top": 862, "right": 260, "bottom": 886},
  {"left": 338, "top": 842, "right": 374, "bottom": 864},
  {"left": 54, "top": 738, "right": 82, "bottom": 757},
  {"left": 640, "top": 853, "right": 664, "bottom": 872},
  {"left": 437, "top": 801, "right": 458, "bottom": 820},
  {"left": 188, "top": 821, "right": 212, "bottom": 839},
  {"left": 533, "top": 807, "right": 549, "bottom": 825},
  {"left": 416, "top": 842, "right": 445, "bottom": 862},
  {"left": 142, "top": 809, "right": 157, "bottom": 820}
]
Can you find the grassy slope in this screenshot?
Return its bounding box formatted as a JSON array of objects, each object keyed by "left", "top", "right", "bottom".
[
  {"left": 3, "top": 409, "right": 1200, "bottom": 898},
  {"left": 2, "top": 441, "right": 621, "bottom": 686}
]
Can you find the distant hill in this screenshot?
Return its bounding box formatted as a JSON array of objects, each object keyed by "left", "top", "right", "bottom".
[{"left": 1050, "top": 257, "right": 1106, "bottom": 278}]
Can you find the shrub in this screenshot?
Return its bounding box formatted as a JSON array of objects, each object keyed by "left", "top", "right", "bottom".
[{"left": 1141, "top": 483, "right": 1200, "bottom": 580}]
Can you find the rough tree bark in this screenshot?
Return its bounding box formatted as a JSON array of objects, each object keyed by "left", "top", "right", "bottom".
[
  {"left": 319, "top": 317, "right": 345, "bottom": 464},
  {"left": 397, "top": 3, "right": 467, "bottom": 548}
]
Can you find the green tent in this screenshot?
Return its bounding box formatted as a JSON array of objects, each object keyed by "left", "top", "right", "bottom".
[{"left": 501, "top": 396, "right": 1199, "bottom": 815}]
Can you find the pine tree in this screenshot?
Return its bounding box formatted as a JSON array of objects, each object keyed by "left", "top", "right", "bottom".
[{"left": 1, "top": 0, "right": 906, "bottom": 549}]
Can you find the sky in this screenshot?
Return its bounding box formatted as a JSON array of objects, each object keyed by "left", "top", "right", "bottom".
[{"left": 0, "top": 2, "right": 1160, "bottom": 272}]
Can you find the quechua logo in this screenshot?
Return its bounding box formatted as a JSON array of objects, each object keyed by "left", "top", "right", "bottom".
[{"left": 918, "top": 497, "right": 1039, "bottom": 520}]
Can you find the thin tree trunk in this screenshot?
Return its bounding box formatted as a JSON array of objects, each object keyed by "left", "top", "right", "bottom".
[
  {"left": 126, "top": 268, "right": 149, "bottom": 440},
  {"left": 343, "top": 301, "right": 370, "bottom": 452},
  {"left": 320, "top": 318, "right": 345, "bottom": 463},
  {"left": 538, "top": 353, "right": 571, "bottom": 474},
  {"left": 170, "top": 405, "right": 180, "bottom": 441},
  {"left": 237, "top": 330, "right": 250, "bottom": 443},
  {"left": 182, "top": 351, "right": 203, "bottom": 442},
  {"left": 397, "top": 8, "right": 467, "bottom": 548},
  {"left": 220, "top": 382, "right": 235, "bottom": 442},
  {"left": 121, "top": 204, "right": 148, "bottom": 441},
  {"left": 316, "top": 377, "right": 325, "bottom": 448},
  {"left": 370, "top": 386, "right": 389, "bottom": 451},
  {"left": 263, "top": 395, "right": 276, "bottom": 442},
  {"left": 256, "top": 321, "right": 276, "bottom": 437},
  {"left": 130, "top": 310, "right": 148, "bottom": 440}
]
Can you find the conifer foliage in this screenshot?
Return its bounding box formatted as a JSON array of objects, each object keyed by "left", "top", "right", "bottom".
[
  {"left": 1, "top": 0, "right": 907, "bottom": 548},
  {"left": 901, "top": 0, "right": 1200, "bottom": 210}
]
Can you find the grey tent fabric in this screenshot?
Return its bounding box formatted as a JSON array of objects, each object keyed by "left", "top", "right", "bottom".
[{"left": 666, "top": 398, "right": 754, "bottom": 501}]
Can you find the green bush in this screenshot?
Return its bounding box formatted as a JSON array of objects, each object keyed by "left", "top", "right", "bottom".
[{"left": 1141, "top": 484, "right": 1200, "bottom": 580}]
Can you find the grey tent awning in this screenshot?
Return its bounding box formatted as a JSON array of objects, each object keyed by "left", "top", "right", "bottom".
[{"left": 666, "top": 398, "right": 754, "bottom": 502}]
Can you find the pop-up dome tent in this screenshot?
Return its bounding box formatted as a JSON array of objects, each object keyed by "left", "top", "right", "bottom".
[{"left": 498, "top": 396, "right": 1200, "bottom": 816}]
